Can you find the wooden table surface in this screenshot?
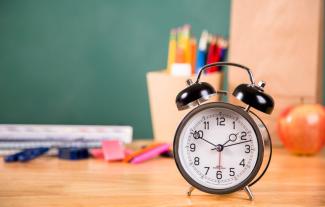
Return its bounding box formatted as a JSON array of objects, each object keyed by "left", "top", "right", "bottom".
[{"left": 0, "top": 148, "right": 324, "bottom": 207}]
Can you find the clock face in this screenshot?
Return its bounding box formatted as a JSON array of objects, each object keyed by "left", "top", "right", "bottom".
[{"left": 174, "top": 102, "right": 263, "bottom": 194}]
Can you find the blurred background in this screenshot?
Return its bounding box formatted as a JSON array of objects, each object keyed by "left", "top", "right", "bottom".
[
  {"left": 0, "top": 0, "right": 230, "bottom": 139},
  {"left": 0, "top": 0, "right": 323, "bottom": 145},
  {"left": 0, "top": 2, "right": 324, "bottom": 206}
]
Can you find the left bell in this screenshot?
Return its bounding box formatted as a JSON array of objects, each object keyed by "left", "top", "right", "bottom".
[{"left": 175, "top": 79, "right": 216, "bottom": 110}]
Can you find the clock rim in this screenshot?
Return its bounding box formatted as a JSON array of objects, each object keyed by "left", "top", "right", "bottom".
[{"left": 173, "top": 102, "right": 264, "bottom": 194}]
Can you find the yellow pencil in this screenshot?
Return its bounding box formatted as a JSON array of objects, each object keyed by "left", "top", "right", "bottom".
[
  {"left": 167, "top": 29, "right": 176, "bottom": 73},
  {"left": 183, "top": 25, "right": 191, "bottom": 64},
  {"left": 185, "top": 42, "right": 191, "bottom": 64}
]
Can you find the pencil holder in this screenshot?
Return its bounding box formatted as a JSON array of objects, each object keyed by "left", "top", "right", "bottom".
[{"left": 146, "top": 71, "right": 223, "bottom": 142}]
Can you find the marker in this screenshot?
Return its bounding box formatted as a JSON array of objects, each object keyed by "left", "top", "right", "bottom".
[
  {"left": 58, "top": 147, "right": 89, "bottom": 160},
  {"left": 130, "top": 143, "right": 170, "bottom": 164},
  {"left": 123, "top": 143, "right": 162, "bottom": 163}
]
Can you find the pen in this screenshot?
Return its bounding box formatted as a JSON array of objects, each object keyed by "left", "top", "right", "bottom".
[
  {"left": 4, "top": 150, "right": 27, "bottom": 162},
  {"left": 18, "top": 147, "right": 49, "bottom": 162},
  {"left": 4, "top": 147, "right": 49, "bottom": 163}
]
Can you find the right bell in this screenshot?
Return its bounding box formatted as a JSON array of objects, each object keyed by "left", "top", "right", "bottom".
[{"left": 232, "top": 81, "right": 274, "bottom": 114}]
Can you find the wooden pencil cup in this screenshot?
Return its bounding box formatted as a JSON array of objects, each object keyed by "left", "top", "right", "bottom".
[{"left": 146, "top": 71, "right": 223, "bottom": 142}]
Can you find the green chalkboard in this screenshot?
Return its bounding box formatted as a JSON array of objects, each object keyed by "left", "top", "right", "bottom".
[{"left": 0, "top": 0, "right": 231, "bottom": 138}]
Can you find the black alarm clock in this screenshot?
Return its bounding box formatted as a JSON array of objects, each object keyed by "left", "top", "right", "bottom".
[{"left": 173, "top": 62, "right": 274, "bottom": 200}]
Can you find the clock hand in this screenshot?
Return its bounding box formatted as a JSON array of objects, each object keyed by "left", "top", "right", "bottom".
[
  {"left": 222, "top": 140, "right": 230, "bottom": 146},
  {"left": 200, "top": 137, "right": 218, "bottom": 147},
  {"left": 222, "top": 132, "right": 239, "bottom": 146},
  {"left": 218, "top": 151, "right": 221, "bottom": 170},
  {"left": 211, "top": 133, "right": 239, "bottom": 150},
  {"left": 223, "top": 140, "right": 252, "bottom": 148},
  {"left": 192, "top": 130, "right": 218, "bottom": 148}
]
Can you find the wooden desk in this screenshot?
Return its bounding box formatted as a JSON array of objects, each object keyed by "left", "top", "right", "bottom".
[{"left": 0, "top": 148, "right": 324, "bottom": 207}]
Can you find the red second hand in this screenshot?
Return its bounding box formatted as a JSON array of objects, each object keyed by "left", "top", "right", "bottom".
[{"left": 218, "top": 151, "right": 221, "bottom": 170}]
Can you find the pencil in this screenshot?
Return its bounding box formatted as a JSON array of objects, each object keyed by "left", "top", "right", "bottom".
[{"left": 167, "top": 29, "right": 177, "bottom": 73}]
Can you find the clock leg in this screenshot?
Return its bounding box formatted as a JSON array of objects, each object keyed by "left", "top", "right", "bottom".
[
  {"left": 243, "top": 186, "right": 254, "bottom": 201},
  {"left": 187, "top": 186, "right": 195, "bottom": 196},
  {"left": 244, "top": 105, "right": 251, "bottom": 112}
]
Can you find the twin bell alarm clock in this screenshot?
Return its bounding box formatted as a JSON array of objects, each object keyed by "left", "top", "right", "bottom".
[{"left": 173, "top": 62, "right": 274, "bottom": 200}]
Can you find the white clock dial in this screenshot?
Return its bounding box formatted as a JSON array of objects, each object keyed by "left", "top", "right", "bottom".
[{"left": 176, "top": 104, "right": 261, "bottom": 192}]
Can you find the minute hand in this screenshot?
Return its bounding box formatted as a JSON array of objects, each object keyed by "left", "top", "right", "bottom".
[{"left": 223, "top": 140, "right": 252, "bottom": 148}]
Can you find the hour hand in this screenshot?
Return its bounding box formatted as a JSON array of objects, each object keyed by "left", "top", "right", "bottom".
[
  {"left": 211, "top": 133, "right": 239, "bottom": 150},
  {"left": 223, "top": 133, "right": 239, "bottom": 146}
]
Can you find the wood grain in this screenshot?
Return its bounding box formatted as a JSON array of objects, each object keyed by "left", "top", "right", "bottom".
[{"left": 0, "top": 148, "right": 324, "bottom": 207}]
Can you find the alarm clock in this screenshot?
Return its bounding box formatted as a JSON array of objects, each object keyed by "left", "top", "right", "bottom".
[{"left": 173, "top": 62, "right": 274, "bottom": 200}]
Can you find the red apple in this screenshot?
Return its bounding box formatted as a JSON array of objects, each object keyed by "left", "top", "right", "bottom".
[{"left": 277, "top": 104, "right": 325, "bottom": 155}]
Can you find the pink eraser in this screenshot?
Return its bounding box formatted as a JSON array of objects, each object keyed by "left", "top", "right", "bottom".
[
  {"left": 90, "top": 148, "right": 132, "bottom": 159},
  {"left": 102, "top": 140, "right": 125, "bottom": 161},
  {"left": 90, "top": 148, "right": 104, "bottom": 159},
  {"left": 130, "top": 143, "right": 170, "bottom": 164}
]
